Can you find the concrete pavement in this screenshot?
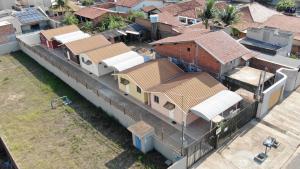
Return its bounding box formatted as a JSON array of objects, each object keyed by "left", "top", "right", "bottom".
[{"left": 193, "top": 88, "right": 300, "bottom": 169}]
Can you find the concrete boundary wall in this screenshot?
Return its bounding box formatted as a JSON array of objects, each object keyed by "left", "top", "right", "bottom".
[
  {"left": 19, "top": 42, "right": 182, "bottom": 164},
  {"left": 0, "top": 41, "right": 19, "bottom": 55},
  {"left": 257, "top": 69, "right": 287, "bottom": 118},
  {"left": 277, "top": 68, "right": 300, "bottom": 92}
]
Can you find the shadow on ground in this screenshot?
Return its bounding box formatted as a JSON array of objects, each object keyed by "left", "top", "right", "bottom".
[{"left": 11, "top": 51, "right": 167, "bottom": 169}]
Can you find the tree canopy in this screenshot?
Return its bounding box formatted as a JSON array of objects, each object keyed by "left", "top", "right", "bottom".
[
  {"left": 276, "top": 0, "right": 296, "bottom": 11},
  {"left": 218, "top": 5, "right": 240, "bottom": 26},
  {"left": 63, "top": 12, "right": 79, "bottom": 25},
  {"left": 98, "top": 15, "right": 127, "bottom": 32},
  {"left": 196, "top": 0, "right": 216, "bottom": 29}
]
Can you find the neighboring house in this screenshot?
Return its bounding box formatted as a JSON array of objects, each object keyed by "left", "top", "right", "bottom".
[
  {"left": 261, "top": 15, "right": 300, "bottom": 54},
  {"left": 75, "top": 7, "right": 112, "bottom": 26},
  {"left": 0, "top": 10, "right": 23, "bottom": 34},
  {"left": 141, "top": 5, "right": 160, "bottom": 18},
  {"left": 232, "top": 3, "right": 280, "bottom": 36},
  {"left": 116, "top": 59, "right": 184, "bottom": 104},
  {"left": 159, "top": 0, "right": 204, "bottom": 25},
  {"left": 150, "top": 72, "right": 236, "bottom": 125},
  {"left": 40, "top": 25, "right": 80, "bottom": 48},
  {"left": 64, "top": 34, "right": 111, "bottom": 64},
  {"left": 115, "top": 0, "right": 163, "bottom": 13},
  {"left": 14, "top": 7, "right": 50, "bottom": 33},
  {"left": 0, "top": 0, "right": 15, "bottom": 10},
  {"left": 15, "top": 0, "right": 54, "bottom": 11},
  {"left": 0, "top": 21, "right": 18, "bottom": 55},
  {"left": 79, "top": 42, "right": 133, "bottom": 76},
  {"left": 152, "top": 30, "right": 254, "bottom": 77},
  {"left": 239, "top": 27, "right": 293, "bottom": 56}
]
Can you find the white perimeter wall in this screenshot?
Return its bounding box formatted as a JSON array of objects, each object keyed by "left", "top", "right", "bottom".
[
  {"left": 18, "top": 34, "right": 181, "bottom": 164},
  {"left": 257, "top": 69, "right": 287, "bottom": 118}
]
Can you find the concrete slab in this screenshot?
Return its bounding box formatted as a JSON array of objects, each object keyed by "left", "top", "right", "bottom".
[
  {"left": 194, "top": 121, "right": 299, "bottom": 169},
  {"left": 193, "top": 88, "right": 300, "bottom": 169}
]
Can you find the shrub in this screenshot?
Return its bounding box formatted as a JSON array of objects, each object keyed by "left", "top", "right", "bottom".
[{"left": 276, "top": 0, "right": 296, "bottom": 12}]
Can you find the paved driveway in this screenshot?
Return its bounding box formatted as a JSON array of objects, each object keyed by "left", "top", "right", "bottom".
[{"left": 193, "top": 88, "right": 300, "bottom": 169}]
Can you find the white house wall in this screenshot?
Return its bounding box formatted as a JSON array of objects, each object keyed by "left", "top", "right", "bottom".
[{"left": 79, "top": 54, "right": 100, "bottom": 76}]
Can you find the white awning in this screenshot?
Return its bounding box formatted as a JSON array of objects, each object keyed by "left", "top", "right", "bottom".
[
  {"left": 190, "top": 90, "right": 243, "bottom": 121},
  {"left": 102, "top": 51, "right": 150, "bottom": 71},
  {"left": 113, "top": 56, "right": 150, "bottom": 71},
  {"left": 53, "top": 31, "right": 90, "bottom": 44}
]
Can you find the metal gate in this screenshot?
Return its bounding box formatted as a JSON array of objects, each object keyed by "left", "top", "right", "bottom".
[{"left": 184, "top": 101, "right": 258, "bottom": 168}]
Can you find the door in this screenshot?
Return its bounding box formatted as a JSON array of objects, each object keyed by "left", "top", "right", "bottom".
[
  {"left": 135, "top": 135, "right": 142, "bottom": 151},
  {"left": 125, "top": 85, "right": 130, "bottom": 94},
  {"left": 67, "top": 51, "right": 71, "bottom": 60},
  {"left": 169, "top": 110, "right": 175, "bottom": 120}
]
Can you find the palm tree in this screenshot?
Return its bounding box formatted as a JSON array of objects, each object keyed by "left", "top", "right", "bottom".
[
  {"left": 196, "top": 0, "right": 216, "bottom": 29},
  {"left": 218, "top": 5, "right": 240, "bottom": 26},
  {"left": 56, "top": 0, "right": 66, "bottom": 9}
]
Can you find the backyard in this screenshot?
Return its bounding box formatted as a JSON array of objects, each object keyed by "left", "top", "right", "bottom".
[{"left": 0, "top": 52, "right": 167, "bottom": 169}]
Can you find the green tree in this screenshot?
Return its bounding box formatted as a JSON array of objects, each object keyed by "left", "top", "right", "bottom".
[
  {"left": 196, "top": 0, "right": 216, "bottom": 29},
  {"left": 98, "top": 15, "right": 127, "bottom": 32},
  {"left": 55, "top": 0, "right": 68, "bottom": 10},
  {"left": 63, "top": 12, "right": 79, "bottom": 25},
  {"left": 127, "top": 11, "right": 145, "bottom": 22},
  {"left": 81, "top": 0, "right": 94, "bottom": 6},
  {"left": 276, "top": 0, "right": 295, "bottom": 11},
  {"left": 218, "top": 5, "right": 240, "bottom": 26},
  {"left": 81, "top": 21, "right": 93, "bottom": 32}
]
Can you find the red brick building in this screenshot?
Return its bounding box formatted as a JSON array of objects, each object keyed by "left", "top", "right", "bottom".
[
  {"left": 152, "top": 30, "right": 254, "bottom": 77},
  {"left": 40, "top": 25, "right": 80, "bottom": 49}
]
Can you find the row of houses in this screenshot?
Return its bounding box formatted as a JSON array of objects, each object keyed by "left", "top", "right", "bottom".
[
  {"left": 40, "top": 25, "right": 150, "bottom": 76},
  {"left": 38, "top": 24, "right": 245, "bottom": 129}
]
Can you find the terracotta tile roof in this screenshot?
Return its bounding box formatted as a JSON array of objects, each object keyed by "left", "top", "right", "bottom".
[
  {"left": 156, "top": 11, "right": 183, "bottom": 27},
  {"left": 195, "top": 31, "right": 252, "bottom": 64},
  {"left": 65, "top": 35, "right": 111, "bottom": 55},
  {"left": 262, "top": 15, "right": 300, "bottom": 41},
  {"left": 95, "top": 2, "right": 116, "bottom": 9},
  {"left": 160, "top": 0, "right": 205, "bottom": 19},
  {"left": 151, "top": 29, "right": 209, "bottom": 45},
  {"left": 41, "top": 25, "right": 80, "bottom": 41},
  {"left": 127, "top": 121, "right": 154, "bottom": 138},
  {"left": 151, "top": 72, "right": 227, "bottom": 112},
  {"left": 75, "top": 7, "right": 108, "bottom": 19},
  {"left": 141, "top": 5, "right": 159, "bottom": 12},
  {"left": 121, "top": 59, "right": 184, "bottom": 90},
  {"left": 85, "top": 42, "right": 131, "bottom": 64},
  {"left": 232, "top": 3, "right": 279, "bottom": 31},
  {"left": 115, "top": 0, "right": 141, "bottom": 7}
]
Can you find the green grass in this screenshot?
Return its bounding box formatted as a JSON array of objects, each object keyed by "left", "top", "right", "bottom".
[{"left": 0, "top": 52, "right": 167, "bottom": 169}]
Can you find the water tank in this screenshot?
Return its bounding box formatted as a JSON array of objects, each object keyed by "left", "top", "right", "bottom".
[{"left": 150, "top": 14, "right": 159, "bottom": 23}]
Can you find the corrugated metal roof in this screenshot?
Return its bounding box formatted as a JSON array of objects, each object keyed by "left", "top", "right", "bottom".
[
  {"left": 102, "top": 51, "right": 149, "bottom": 71},
  {"left": 190, "top": 90, "right": 242, "bottom": 121},
  {"left": 53, "top": 31, "right": 90, "bottom": 44}
]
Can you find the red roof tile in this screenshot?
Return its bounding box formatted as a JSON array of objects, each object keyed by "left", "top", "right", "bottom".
[
  {"left": 195, "top": 31, "right": 252, "bottom": 64},
  {"left": 75, "top": 7, "right": 108, "bottom": 19},
  {"left": 115, "top": 0, "right": 141, "bottom": 8}
]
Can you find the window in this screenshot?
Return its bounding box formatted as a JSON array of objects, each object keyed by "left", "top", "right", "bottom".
[
  {"left": 187, "top": 48, "right": 190, "bottom": 52},
  {"left": 163, "top": 101, "right": 175, "bottom": 110},
  {"left": 154, "top": 95, "right": 159, "bottom": 103},
  {"left": 120, "top": 78, "right": 129, "bottom": 85},
  {"left": 137, "top": 86, "right": 141, "bottom": 93},
  {"left": 81, "top": 57, "right": 85, "bottom": 62}
]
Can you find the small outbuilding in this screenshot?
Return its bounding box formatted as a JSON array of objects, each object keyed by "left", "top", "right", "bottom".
[{"left": 128, "top": 121, "right": 155, "bottom": 153}]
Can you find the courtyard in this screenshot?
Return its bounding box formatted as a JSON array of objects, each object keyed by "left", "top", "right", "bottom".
[{"left": 0, "top": 52, "right": 167, "bottom": 169}]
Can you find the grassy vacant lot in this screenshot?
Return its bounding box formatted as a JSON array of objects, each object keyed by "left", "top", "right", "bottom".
[{"left": 0, "top": 52, "right": 167, "bottom": 169}]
